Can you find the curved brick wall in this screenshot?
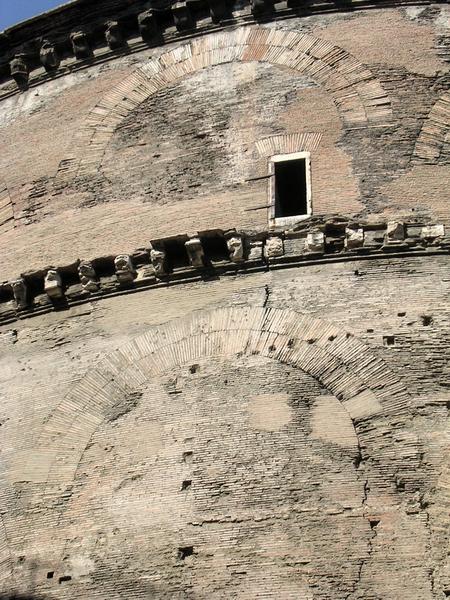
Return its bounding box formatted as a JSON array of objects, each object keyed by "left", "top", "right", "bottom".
[{"left": 0, "top": 1, "right": 449, "bottom": 598}]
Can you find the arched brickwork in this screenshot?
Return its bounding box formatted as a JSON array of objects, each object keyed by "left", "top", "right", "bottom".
[
  {"left": 20, "top": 306, "right": 409, "bottom": 489},
  {"left": 58, "top": 26, "right": 393, "bottom": 180},
  {"left": 255, "top": 132, "right": 323, "bottom": 157},
  {"left": 413, "top": 91, "right": 450, "bottom": 162}
]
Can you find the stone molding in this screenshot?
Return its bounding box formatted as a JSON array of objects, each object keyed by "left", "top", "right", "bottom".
[
  {"left": 56, "top": 25, "right": 392, "bottom": 181},
  {"left": 413, "top": 91, "right": 450, "bottom": 163},
  {"left": 0, "top": 220, "right": 447, "bottom": 325}
]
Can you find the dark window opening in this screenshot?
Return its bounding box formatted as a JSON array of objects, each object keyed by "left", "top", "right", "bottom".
[
  {"left": 274, "top": 158, "right": 308, "bottom": 218},
  {"left": 46, "top": 571, "right": 54, "bottom": 580}
]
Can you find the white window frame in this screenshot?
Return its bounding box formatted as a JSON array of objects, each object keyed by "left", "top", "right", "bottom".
[{"left": 268, "top": 151, "right": 312, "bottom": 227}]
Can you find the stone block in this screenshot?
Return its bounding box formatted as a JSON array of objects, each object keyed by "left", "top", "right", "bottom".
[
  {"left": 11, "top": 278, "right": 28, "bottom": 310},
  {"left": 78, "top": 260, "right": 99, "bottom": 292},
  {"left": 305, "top": 231, "right": 325, "bottom": 254},
  {"left": 40, "top": 41, "right": 60, "bottom": 73},
  {"left": 421, "top": 224, "right": 445, "bottom": 240},
  {"left": 264, "top": 236, "right": 284, "bottom": 259},
  {"left": 44, "top": 269, "right": 63, "bottom": 299},
  {"left": 149, "top": 245, "right": 167, "bottom": 277},
  {"left": 247, "top": 240, "right": 264, "bottom": 262},
  {"left": 114, "top": 254, "right": 136, "bottom": 284},
  {"left": 345, "top": 226, "right": 364, "bottom": 249},
  {"left": 226, "top": 233, "right": 244, "bottom": 263},
  {"left": 185, "top": 237, "right": 205, "bottom": 268},
  {"left": 386, "top": 221, "right": 405, "bottom": 242}
]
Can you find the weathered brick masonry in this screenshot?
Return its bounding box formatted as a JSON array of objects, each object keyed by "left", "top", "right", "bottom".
[{"left": 0, "top": 0, "right": 449, "bottom": 598}]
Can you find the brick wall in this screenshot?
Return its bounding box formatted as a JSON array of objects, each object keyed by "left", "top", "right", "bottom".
[
  {"left": 0, "top": 7, "right": 448, "bottom": 279},
  {"left": 0, "top": 3, "right": 449, "bottom": 599},
  {"left": 0, "top": 254, "right": 449, "bottom": 598}
]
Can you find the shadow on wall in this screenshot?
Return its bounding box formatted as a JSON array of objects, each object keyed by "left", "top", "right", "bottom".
[{"left": 0, "top": 595, "right": 46, "bottom": 600}]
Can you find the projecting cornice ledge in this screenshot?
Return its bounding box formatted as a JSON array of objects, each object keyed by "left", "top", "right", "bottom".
[
  {"left": 0, "top": 0, "right": 439, "bottom": 99},
  {"left": 0, "top": 218, "right": 448, "bottom": 326}
]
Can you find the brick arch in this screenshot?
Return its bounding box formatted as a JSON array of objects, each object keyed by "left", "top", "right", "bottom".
[
  {"left": 21, "top": 306, "right": 409, "bottom": 490},
  {"left": 413, "top": 91, "right": 450, "bottom": 162},
  {"left": 59, "top": 26, "right": 393, "bottom": 180},
  {"left": 255, "top": 132, "right": 323, "bottom": 157}
]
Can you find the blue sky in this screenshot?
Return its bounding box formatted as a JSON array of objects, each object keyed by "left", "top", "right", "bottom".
[{"left": 0, "top": 0, "right": 66, "bottom": 30}]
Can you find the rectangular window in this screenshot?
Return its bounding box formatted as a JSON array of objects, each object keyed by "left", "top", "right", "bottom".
[{"left": 268, "top": 151, "right": 312, "bottom": 226}]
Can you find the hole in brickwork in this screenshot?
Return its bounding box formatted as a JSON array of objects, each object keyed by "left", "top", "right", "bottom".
[
  {"left": 367, "top": 329, "right": 374, "bottom": 333},
  {"left": 398, "top": 312, "right": 406, "bottom": 317},
  {"left": 26, "top": 274, "right": 45, "bottom": 300},
  {"left": 178, "top": 546, "right": 194, "bottom": 560},
  {"left": 274, "top": 157, "right": 308, "bottom": 218},
  {"left": 287, "top": 339, "right": 295, "bottom": 348},
  {"left": 189, "top": 364, "right": 199, "bottom": 374},
  {"left": 328, "top": 335, "right": 337, "bottom": 341},
  {"left": 92, "top": 256, "right": 116, "bottom": 278},
  {"left": 395, "top": 478, "right": 405, "bottom": 492},
  {"left": 46, "top": 572, "right": 54, "bottom": 580},
  {"left": 181, "top": 480, "right": 192, "bottom": 490},
  {"left": 182, "top": 451, "right": 193, "bottom": 464},
  {"left": 383, "top": 335, "right": 395, "bottom": 347},
  {"left": 58, "top": 575, "right": 71, "bottom": 584},
  {"left": 421, "top": 315, "right": 433, "bottom": 326},
  {"left": 201, "top": 235, "right": 228, "bottom": 263},
  {"left": 354, "top": 269, "right": 360, "bottom": 276},
  {"left": 58, "top": 264, "right": 80, "bottom": 288},
  {"left": 369, "top": 519, "right": 380, "bottom": 529},
  {"left": 0, "top": 286, "right": 14, "bottom": 303},
  {"left": 444, "top": 591, "right": 450, "bottom": 597},
  {"left": 164, "top": 238, "right": 190, "bottom": 271},
  {"left": 307, "top": 338, "right": 316, "bottom": 345},
  {"left": 446, "top": 401, "right": 450, "bottom": 411},
  {"left": 325, "top": 236, "right": 344, "bottom": 254},
  {"left": 269, "top": 344, "right": 276, "bottom": 352}
]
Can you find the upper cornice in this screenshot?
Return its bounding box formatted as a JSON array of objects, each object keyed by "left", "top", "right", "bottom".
[{"left": 0, "top": 0, "right": 441, "bottom": 100}]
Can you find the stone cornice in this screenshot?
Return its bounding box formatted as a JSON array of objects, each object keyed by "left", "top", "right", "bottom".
[
  {"left": 0, "top": 0, "right": 437, "bottom": 100},
  {"left": 0, "top": 218, "right": 447, "bottom": 326}
]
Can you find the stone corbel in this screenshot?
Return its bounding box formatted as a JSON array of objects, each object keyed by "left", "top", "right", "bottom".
[
  {"left": 105, "top": 21, "right": 125, "bottom": 51},
  {"left": 11, "top": 278, "right": 28, "bottom": 310},
  {"left": 40, "top": 40, "right": 60, "bottom": 73},
  {"left": 138, "top": 10, "right": 159, "bottom": 43},
  {"left": 70, "top": 31, "right": 93, "bottom": 60},
  {"left": 45, "top": 269, "right": 64, "bottom": 299},
  {"left": 78, "top": 260, "right": 99, "bottom": 292},
  {"left": 251, "top": 0, "right": 275, "bottom": 18},
  {"left": 421, "top": 224, "right": 445, "bottom": 241},
  {"left": 225, "top": 231, "right": 245, "bottom": 263},
  {"left": 10, "top": 54, "right": 29, "bottom": 90},
  {"left": 208, "top": 0, "right": 229, "bottom": 23},
  {"left": 305, "top": 231, "right": 325, "bottom": 254},
  {"left": 345, "top": 225, "right": 364, "bottom": 250},
  {"left": 114, "top": 255, "right": 136, "bottom": 284},
  {"left": 385, "top": 221, "right": 405, "bottom": 243},
  {"left": 172, "top": 1, "right": 195, "bottom": 32},
  {"left": 264, "top": 235, "right": 284, "bottom": 259},
  {"left": 149, "top": 244, "right": 167, "bottom": 277},
  {"left": 185, "top": 237, "right": 205, "bottom": 268}
]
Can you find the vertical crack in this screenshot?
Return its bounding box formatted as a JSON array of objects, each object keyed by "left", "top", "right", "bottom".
[{"left": 262, "top": 284, "right": 270, "bottom": 308}]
